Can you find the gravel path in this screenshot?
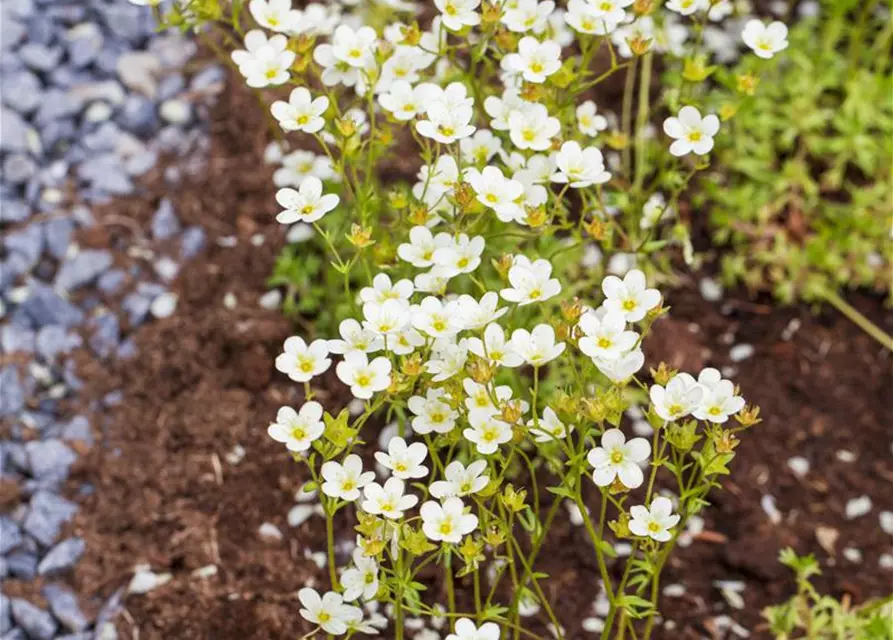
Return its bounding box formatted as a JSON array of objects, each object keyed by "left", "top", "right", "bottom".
[{"left": 1, "top": 1, "right": 220, "bottom": 637}]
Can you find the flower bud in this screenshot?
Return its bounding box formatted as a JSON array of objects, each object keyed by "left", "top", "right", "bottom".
[
  {"left": 494, "top": 29, "right": 516, "bottom": 51},
  {"left": 481, "top": 2, "right": 502, "bottom": 24},
  {"left": 561, "top": 298, "right": 584, "bottom": 324},
  {"left": 347, "top": 224, "right": 374, "bottom": 248},
  {"left": 526, "top": 206, "right": 548, "bottom": 228},
  {"left": 665, "top": 420, "right": 700, "bottom": 452},
  {"left": 388, "top": 189, "right": 409, "bottom": 210},
  {"left": 452, "top": 181, "right": 478, "bottom": 212},
  {"left": 467, "top": 357, "right": 495, "bottom": 385},
  {"left": 632, "top": 0, "right": 656, "bottom": 14},
  {"left": 583, "top": 217, "right": 606, "bottom": 241},
  {"left": 629, "top": 35, "right": 652, "bottom": 56},
  {"left": 484, "top": 525, "right": 506, "bottom": 548},
  {"left": 719, "top": 104, "right": 737, "bottom": 121},
  {"left": 606, "top": 131, "right": 628, "bottom": 150},
  {"left": 735, "top": 404, "right": 761, "bottom": 428},
  {"left": 493, "top": 254, "right": 514, "bottom": 279},
  {"left": 736, "top": 73, "right": 759, "bottom": 96},
  {"left": 682, "top": 55, "right": 715, "bottom": 83},
  {"left": 713, "top": 430, "right": 739, "bottom": 454},
  {"left": 649, "top": 362, "right": 676, "bottom": 386},
  {"left": 581, "top": 397, "right": 607, "bottom": 423},
  {"left": 501, "top": 484, "right": 527, "bottom": 513},
  {"left": 295, "top": 34, "right": 316, "bottom": 54},
  {"left": 608, "top": 512, "right": 631, "bottom": 539},
  {"left": 408, "top": 204, "right": 431, "bottom": 226},
  {"left": 400, "top": 23, "right": 422, "bottom": 46},
  {"left": 500, "top": 400, "right": 524, "bottom": 425},
  {"left": 335, "top": 116, "right": 358, "bottom": 138},
  {"left": 401, "top": 353, "right": 424, "bottom": 377},
  {"left": 519, "top": 82, "right": 546, "bottom": 103}
]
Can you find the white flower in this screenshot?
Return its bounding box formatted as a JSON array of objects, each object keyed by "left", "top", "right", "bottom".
[
  {"left": 360, "top": 274, "right": 414, "bottom": 305},
  {"left": 463, "top": 379, "right": 516, "bottom": 417},
  {"left": 455, "top": 292, "right": 507, "bottom": 330},
  {"left": 466, "top": 167, "right": 525, "bottom": 222},
  {"left": 502, "top": 37, "right": 562, "bottom": 83},
  {"left": 484, "top": 88, "right": 530, "bottom": 131},
  {"left": 460, "top": 129, "right": 504, "bottom": 166},
  {"left": 446, "top": 618, "right": 501, "bottom": 640},
  {"left": 321, "top": 454, "right": 375, "bottom": 501},
  {"left": 313, "top": 25, "right": 376, "bottom": 89},
  {"left": 426, "top": 339, "right": 469, "bottom": 381},
  {"left": 231, "top": 30, "right": 296, "bottom": 88},
  {"left": 565, "top": 0, "right": 629, "bottom": 35},
  {"left": 421, "top": 497, "right": 479, "bottom": 543},
  {"left": 416, "top": 103, "right": 476, "bottom": 144},
  {"left": 389, "top": 327, "right": 426, "bottom": 356},
  {"left": 510, "top": 324, "right": 565, "bottom": 366},
  {"left": 551, "top": 141, "right": 611, "bottom": 188},
  {"left": 363, "top": 299, "right": 411, "bottom": 336},
  {"left": 271, "top": 88, "right": 329, "bottom": 133},
  {"left": 434, "top": 0, "right": 481, "bottom": 31},
  {"left": 275, "top": 177, "right": 339, "bottom": 224},
  {"left": 594, "top": 348, "right": 645, "bottom": 382},
  {"left": 467, "top": 323, "right": 524, "bottom": 368},
  {"left": 649, "top": 373, "right": 705, "bottom": 421},
  {"left": 328, "top": 319, "right": 384, "bottom": 356},
  {"left": 429, "top": 460, "right": 490, "bottom": 499},
  {"left": 663, "top": 106, "right": 720, "bottom": 157},
  {"left": 378, "top": 81, "right": 440, "bottom": 121},
  {"left": 500, "top": 256, "right": 561, "bottom": 305},
  {"left": 502, "top": 0, "right": 555, "bottom": 33},
  {"left": 375, "top": 436, "right": 429, "bottom": 479},
  {"left": 576, "top": 100, "right": 608, "bottom": 136},
  {"left": 412, "top": 296, "right": 462, "bottom": 338},
  {"left": 398, "top": 226, "right": 453, "bottom": 268},
  {"left": 275, "top": 336, "right": 331, "bottom": 382},
  {"left": 508, "top": 103, "right": 560, "bottom": 151},
  {"left": 578, "top": 311, "right": 639, "bottom": 361},
  {"left": 415, "top": 270, "right": 450, "bottom": 295},
  {"left": 693, "top": 368, "right": 745, "bottom": 423},
  {"left": 249, "top": 0, "right": 302, "bottom": 32},
  {"left": 362, "top": 477, "right": 419, "bottom": 519},
  {"left": 340, "top": 549, "right": 379, "bottom": 602},
  {"left": 742, "top": 20, "right": 789, "bottom": 59},
  {"left": 267, "top": 402, "right": 325, "bottom": 453},
  {"left": 336, "top": 352, "right": 393, "bottom": 399},
  {"left": 628, "top": 496, "right": 680, "bottom": 542},
  {"left": 587, "top": 428, "right": 651, "bottom": 488},
  {"left": 298, "top": 588, "right": 363, "bottom": 635},
  {"left": 640, "top": 192, "right": 673, "bottom": 230},
  {"left": 407, "top": 388, "right": 458, "bottom": 435},
  {"left": 601, "top": 269, "right": 661, "bottom": 322},
  {"left": 528, "top": 407, "right": 572, "bottom": 442},
  {"left": 665, "top": 0, "right": 707, "bottom": 15},
  {"left": 464, "top": 412, "right": 513, "bottom": 455},
  {"left": 432, "top": 234, "right": 486, "bottom": 276},
  {"left": 273, "top": 150, "right": 335, "bottom": 187}
]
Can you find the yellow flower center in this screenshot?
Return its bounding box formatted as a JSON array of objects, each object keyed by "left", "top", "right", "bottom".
[
  {"left": 298, "top": 357, "right": 315, "bottom": 373},
  {"left": 688, "top": 131, "right": 702, "bottom": 142},
  {"left": 356, "top": 373, "right": 371, "bottom": 387},
  {"left": 622, "top": 299, "right": 637, "bottom": 311},
  {"left": 668, "top": 404, "right": 683, "bottom": 416},
  {"left": 597, "top": 337, "right": 612, "bottom": 349},
  {"left": 291, "top": 426, "right": 307, "bottom": 440},
  {"left": 647, "top": 521, "right": 661, "bottom": 533},
  {"left": 439, "top": 521, "right": 454, "bottom": 535},
  {"left": 610, "top": 450, "right": 624, "bottom": 464}
]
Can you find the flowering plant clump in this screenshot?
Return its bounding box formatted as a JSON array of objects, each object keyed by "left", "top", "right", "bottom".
[{"left": 146, "top": 0, "right": 782, "bottom": 636}]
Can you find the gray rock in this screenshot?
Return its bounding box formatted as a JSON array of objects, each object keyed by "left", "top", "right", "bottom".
[
  {"left": 25, "top": 439, "right": 77, "bottom": 480},
  {"left": 0, "top": 515, "right": 23, "bottom": 554},
  {"left": 2, "top": 442, "right": 29, "bottom": 473},
  {"left": 121, "top": 293, "right": 150, "bottom": 326},
  {"left": 60, "top": 416, "right": 92, "bottom": 446},
  {"left": 55, "top": 249, "right": 113, "bottom": 290},
  {"left": 20, "top": 283, "right": 85, "bottom": 327},
  {"left": 6, "top": 551, "right": 38, "bottom": 579},
  {"left": 88, "top": 312, "right": 119, "bottom": 358},
  {"left": 4, "top": 223, "right": 43, "bottom": 266},
  {"left": 33, "top": 90, "right": 83, "bottom": 126},
  {"left": 41, "top": 585, "right": 87, "bottom": 632},
  {"left": 1, "top": 627, "right": 26, "bottom": 640},
  {"left": 117, "top": 338, "right": 137, "bottom": 359},
  {"left": 1, "top": 71, "right": 42, "bottom": 114},
  {"left": 10, "top": 599, "right": 57, "bottom": 640},
  {"left": 22, "top": 491, "right": 78, "bottom": 547},
  {"left": 102, "top": 4, "right": 150, "bottom": 44},
  {"left": 40, "top": 118, "right": 76, "bottom": 151},
  {"left": 97, "top": 269, "right": 126, "bottom": 294},
  {"left": 3, "top": 154, "right": 38, "bottom": 184},
  {"left": 1, "top": 325, "right": 36, "bottom": 354},
  {"left": 37, "top": 537, "right": 85, "bottom": 576},
  {"left": 77, "top": 156, "right": 132, "bottom": 195},
  {"left": 123, "top": 149, "right": 157, "bottom": 176},
  {"left": 18, "top": 43, "right": 62, "bottom": 72},
  {"left": 4, "top": 0, "right": 33, "bottom": 19},
  {"left": 157, "top": 73, "right": 185, "bottom": 101},
  {"left": 67, "top": 23, "right": 103, "bottom": 69},
  {"left": 190, "top": 65, "right": 226, "bottom": 93},
  {"left": 0, "top": 19, "right": 27, "bottom": 51},
  {"left": 0, "top": 594, "right": 9, "bottom": 634},
  {"left": 0, "top": 366, "right": 25, "bottom": 417},
  {"left": 180, "top": 226, "right": 206, "bottom": 258},
  {"left": 0, "top": 108, "right": 29, "bottom": 153},
  {"left": 43, "top": 217, "right": 74, "bottom": 260},
  {"left": 116, "top": 94, "right": 157, "bottom": 137},
  {"left": 35, "top": 325, "right": 80, "bottom": 362},
  {"left": 151, "top": 198, "right": 180, "bottom": 240},
  {"left": 0, "top": 200, "right": 30, "bottom": 223}
]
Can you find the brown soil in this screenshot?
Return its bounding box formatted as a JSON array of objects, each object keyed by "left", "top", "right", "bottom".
[{"left": 10, "top": 72, "right": 888, "bottom": 640}]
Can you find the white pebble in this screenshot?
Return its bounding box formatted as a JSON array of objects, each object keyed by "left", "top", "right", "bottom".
[
  {"left": 845, "top": 495, "right": 873, "bottom": 520},
  {"left": 287, "top": 504, "right": 322, "bottom": 528},
  {"left": 879, "top": 511, "right": 893, "bottom": 536},
  {"left": 565, "top": 501, "right": 584, "bottom": 526},
  {"left": 224, "top": 444, "right": 246, "bottom": 465},
  {"left": 699, "top": 277, "right": 723, "bottom": 302},
  {"left": 663, "top": 584, "right": 686, "bottom": 597},
  {"left": 128, "top": 566, "right": 173, "bottom": 594},
  {"left": 84, "top": 102, "right": 113, "bottom": 123},
  {"left": 160, "top": 99, "right": 191, "bottom": 124},
  {"left": 223, "top": 292, "right": 237, "bottom": 309},
  {"left": 150, "top": 292, "right": 178, "bottom": 318},
  {"left": 154, "top": 257, "right": 179, "bottom": 281},
  {"left": 787, "top": 456, "right": 810, "bottom": 477},
  {"left": 250, "top": 233, "right": 265, "bottom": 247},
  {"left": 761, "top": 494, "right": 782, "bottom": 525},
  {"left": 259, "top": 290, "right": 282, "bottom": 310},
  {"left": 729, "top": 344, "right": 755, "bottom": 362},
  {"left": 217, "top": 235, "right": 238, "bottom": 247},
  {"left": 258, "top": 522, "right": 283, "bottom": 541},
  {"left": 191, "top": 565, "right": 218, "bottom": 579},
  {"left": 614, "top": 542, "right": 633, "bottom": 557},
  {"left": 296, "top": 484, "right": 318, "bottom": 502},
  {"left": 835, "top": 449, "right": 857, "bottom": 463},
  {"left": 582, "top": 617, "right": 605, "bottom": 633},
  {"left": 879, "top": 554, "right": 893, "bottom": 570},
  {"left": 842, "top": 547, "right": 863, "bottom": 563}
]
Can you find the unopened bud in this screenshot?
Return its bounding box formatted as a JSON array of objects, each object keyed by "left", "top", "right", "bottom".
[
  {"left": 561, "top": 298, "right": 584, "bottom": 324},
  {"left": 629, "top": 35, "right": 652, "bottom": 56},
  {"left": 400, "top": 23, "right": 422, "bottom": 46},
  {"left": 736, "top": 73, "right": 758, "bottom": 96},
  {"left": 347, "top": 224, "right": 374, "bottom": 248},
  {"left": 467, "top": 357, "right": 495, "bottom": 385}
]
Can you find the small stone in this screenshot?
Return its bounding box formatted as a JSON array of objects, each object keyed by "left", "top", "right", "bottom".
[
  {"left": 37, "top": 537, "right": 85, "bottom": 576},
  {"left": 55, "top": 249, "right": 113, "bottom": 291},
  {"left": 89, "top": 312, "right": 120, "bottom": 358},
  {"left": 287, "top": 504, "right": 321, "bottom": 528},
  {"left": 116, "top": 51, "right": 161, "bottom": 98},
  {"left": 0, "top": 594, "right": 9, "bottom": 634},
  {"left": 19, "top": 42, "right": 63, "bottom": 72},
  {"left": 729, "top": 344, "right": 754, "bottom": 362},
  {"left": 20, "top": 283, "right": 84, "bottom": 327},
  {"left": 880, "top": 554, "right": 893, "bottom": 570},
  {"left": 0, "top": 516, "right": 23, "bottom": 554},
  {"left": 879, "top": 511, "right": 893, "bottom": 536},
  {"left": 124, "top": 149, "right": 157, "bottom": 176},
  {"left": 26, "top": 439, "right": 77, "bottom": 480},
  {"left": 4, "top": 223, "right": 44, "bottom": 266},
  {"left": 150, "top": 198, "right": 180, "bottom": 240},
  {"left": 128, "top": 566, "right": 172, "bottom": 595},
  {"left": 10, "top": 599, "right": 57, "bottom": 640},
  {"left": 286, "top": 224, "right": 313, "bottom": 244},
  {"left": 190, "top": 65, "right": 226, "bottom": 93},
  {"left": 35, "top": 325, "right": 80, "bottom": 362},
  {"left": 97, "top": 269, "right": 126, "bottom": 295},
  {"left": 150, "top": 292, "right": 178, "bottom": 319},
  {"left": 43, "top": 217, "right": 75, "bottom": 260},
  {"left": 223, "top": 292, "right": 237, "bottom": 309},
  {"left": 845, "top": 495, "right": 872, "bottom": 520},
  {"left": 258, "top": 522, "right": 283, "bottom": 541},
  {"left": 2, "top": 71, "right": 42, "bottom": 114},
  {"left": 153, "top": 257, "right": 179, "bottom": 282},
  {"left": 835, "top": 449, "right": 857, "bottom": 463},
  {"left": 786, "top": 456, "right": 810, "bottom": 477},
  {"left": 761, "top": 494, "right": 782, "bottom": 525},
  {"left": 159, "top": 99, "right": 191, "bottom": 125},
  {"left": 663, "top": 584, "right": 686, "bottom": 597},
  {"left": 0, "top": 108, "right": 30, "bottom": 153},
  {"left": 842, "top": 547, "right": 862, "bottom": 564},
  {"left": 6, "top": 551, "right": 38, "bottom": 580},
  {"left": 41, "top": 585, "right": 87, "bottom": 632},
  {"left": 117, "top": 94, "right": 158, "bottom": 137},
  {"left": 61, "top": 415, "right": 93, "bottom": 446},
  {"left": 33, "top": 90, "right": 83, "bottom": 126},
  {"left": 0, "top": 366, "right": 25, "bottom": 418},
  {"left": 1, "top": 325, "right": 36, "bottom": 354},
  {"left": 122, "top": 293, "right": 151, "bottom": 326},
  {"left": 191, "top": 565, "right": 218, "bottom": 579},
  {"left": 66, "top": 23, "right": 103, "bottom": 69},
  {"left": 259, "top": 290, "right": 282, "bottom": 310},
  {"left": 180, "top": 226, "right": 206, "bottom": 258}
]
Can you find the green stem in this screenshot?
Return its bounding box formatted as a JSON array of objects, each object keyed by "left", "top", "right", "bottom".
[
  {"left": 324, "top": 502, "right": 338, "bottom": 590},
  {"left": 632, "top": 52, "right": 653, "bottom": 196},
  {"left": 820, "top": 288, "right": 893, "bottom": 351}
]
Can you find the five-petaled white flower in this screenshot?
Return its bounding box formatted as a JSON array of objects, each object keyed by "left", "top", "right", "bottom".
[
  {"left": 271, "top": 88, "right": 329, "bottom": 134},
  {"left": 628, "top": 496, "right": 681, "bottom": 542},
  {"left": 275, "top": 177, "right": 339, "bottom": 224},
  {"left": 528, "top": 407, "right": 573, "bottom": 442},
  {"left": 429, "top": 460, "right": 490, "bottom": 499},
  {"left": 455, "top": 292, "right": 508, "bottom": 330},
  {"left": 231, "top": 30, "right": 295, "bottom": 88},
  {"left": 464, "top": 412, "right": 513, "bottom": 455},
  {"left": 551, "top": 141, "right": 612, "bottom": 188},
  {"left": 426, "top": 339, "right": 469, "bottom": 382},
  {"left": 693, "top": 368, "right": 746, "bottom": 423},
  {"left": 594, "top": 348, "right": 645, "bottom": 383},
  {"left": 336, "top": 352, "right": 393, "bottom": 399},
  {"left": 267, "top": 402, "right": 325, "bottom": 453},
  {"left": 601, "top": 269, "right": 661, "bottom": 322},
  {"left": 742, "top": 20, "right": 789, "bottom": 59},
  {"left": 432, "top": 234, "right": 486, "bottom": 277},
  {"left": 650, "top": 373, "right": 705, "bottom": 422},
  {"left": 362, "top": 299, "right": 411, "bottom": 336},
  {"left": 321, "top": 454, "right": 375, "bottom": 501},
  {"left": 468, "top": 323, "right": 524, "bottom": 368},
  {"left": 421, "top": 497, "right": 479, "bottom": 543},
  {"left": 466, "top": 167, "right": 525, "bottom": 222},
  {"left": 360, "top": 273, "right": 414, "bottom": 306},
  {"left": 328, "top": 319, "right": 384, "bottom": 356},
  {"left": 435, "top": 0, "right": 481, "bottom": 32},
  {"left": 501, "top": 256, "right": 562, "bottom": 305},
  {"left": 248, "top": 0, "right": 302, "bottom": 33},
  {"left": 665, "top": 0, "right": 707, "bottom": 16},
  {"left": 587, "top": 428, "right": 651, "bottom": 488},
  {"left": 398, "top": 226, "right": 453, "bottom": 269},
  {"left": 446, "top": 618, "right": 501, "bottom": 640},
  {"left": 340, "top": 548, "right": 379, "bottom": 602},
  {"left": 511, "top": 324, "right": 566, "bottom": 366},
  {"left": 275, "top": 336, "right": 331, "bottom": 382},
  {"left": 298, "top": 588, "right": 363, "bottom": 635},
  {"left": 412, "top": 296, "right": 463, "bottom": 338},
  {"left": 663, "top": 106, "right": 720, "bottom": 157},
  {"left": 375, "top": 436, "right": 429, "bottom": 479},
  {"left": 577, "top": 311, "right": 639, "bottom": 361},
  {"left": 508, "top": 103, "right": 561, "bottom": 151},
  {"left": 362, "top": 477, "right": 419, "bottom": 519},
  {"left": 576, "top": 100, "right": 608, "bottom": 136},
  {"left": 503, "top": 37, "right": 562, "bottom": 83},
  {"left": 407, "top": 388, "right": 459, "bottom": 435},
  {"left": 378, "top": 81, "right": 441, "bottom": 121},
  {"left": 502, "top": 0, "right": 556, "bottom": 33},
  {"left": 416, "top": 102, "right": 476, "bottom": 144}
]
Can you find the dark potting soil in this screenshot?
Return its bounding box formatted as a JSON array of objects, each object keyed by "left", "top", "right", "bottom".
[{"left": 16, "top": 72, "right": 889, "bottom": 639}]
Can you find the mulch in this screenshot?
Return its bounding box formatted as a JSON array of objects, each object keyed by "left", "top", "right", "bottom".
[{"left": 16, "top": 69, "right": 890, "bottom": 639}]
